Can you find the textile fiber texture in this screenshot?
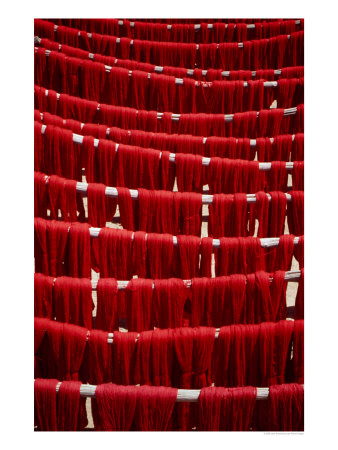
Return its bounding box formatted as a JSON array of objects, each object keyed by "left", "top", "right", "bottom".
[{"left": 34, "top": 17, "right": 304, "bottom": 432}]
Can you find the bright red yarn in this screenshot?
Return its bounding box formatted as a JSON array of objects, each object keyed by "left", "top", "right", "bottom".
[
  {"left": 87, "top": 329, "right": 113, "bottom": 384},
  {"left": 35, "top": 379, "right": 88, "bottom": 431},
  {"left": 198, "top": 386, "right": 257, "bottom": 431},
  {"left": 95, "top": 278, "right": 119, "bottom": 331},
  {"left": 153, "top": 279, "right": 187, "bottom": 329},
  {"left": 92, "top": 384, "right": 137, "bottom": 431},
  {"left": 34, "top": 273, "right": 54, "bottom": 319},
  {"left": 92, "top": 384, "right": 178, "bottom": 431},
  {"left": 34, "top": 17, "right": 304, "bottom": 432},
  {"left": 294, "top": 268, "right": 304, "bottom": 320},
  {"left": 57, "top": 381, "right": 88, "bottom": 430},
  {"left": 53, "top": 276, "right": 93, "bottom": 329},
  {"left": 257, "top": 384, "right": 304, "bottom": 431},
  {"left": 34, "top": 378, "right": 59, "bottom": 431},
  {"left": 125, "top": 278, "right": 154, "bottom": 331}
]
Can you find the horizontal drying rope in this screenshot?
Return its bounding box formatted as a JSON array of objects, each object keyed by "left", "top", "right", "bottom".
[
  {"left": 86, "top": 226, "right": 301, "bottom": 246},
  {"left": 39, "top": 318, "right": 298, "bottom": 345},
  {"left": 46, "top": 270, "right": 301, "bottom": 291},
  {"left": 42, "top": 169, "right": 294, "bottom": 204},
  {"left": 76, "top": 181, "right": 293, "bottom": 204},
  {"left": 39, "top": 112, "right": 297, "bottom": 148},
  {"left": 41, "top": 169, "right": 297, "bottom": 206},
  {"left": 54, "top": 382, "right": 273, "bottom": 401},
  {"left": 42, "top": 270, "right": 300, "bottom": 325},
  {"left": 42, "top": 88, "right": 299, "bottom": 121},
  {"left": 35, "top": 47, "right": 287, "bottom": 88},
  {"left": 117, "top": 19, "right": 302, "bottom": 31},
  {"left": 39, "top": 123, "right": 296, "bottom": 170},
  {"left": 46, "top": 213, "right": 302, "bottom": 245},
  {"left": 34, "top": 36, "right": 302, "bottom": 79},
  {"left": 89, "top": 269, "right": 301, "bottom": 290},
  {"left": 52, "top": 23, "right": 296, "bottom": 50},
  {"left": 104, "top": 320, "right": 298, "bottom": 343}
]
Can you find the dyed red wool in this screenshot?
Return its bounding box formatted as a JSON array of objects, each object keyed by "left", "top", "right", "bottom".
[
  {"left": 146, "top": 233, "right": 174, "bottom": 279},
  {"left": 193, "top": 327, "right": 216, "bottom": 388},
  {"left": 153, "top": 279, "right": 187, "bottom": 329},
  {"left": 67, "top": 223, "right": 92, "bottom": 278},
  {"left": 150, "top": 328, "right": 175, "bottom": 387},
  {"left": 53, "top": 276, "right": 93, "bottom": 329},
  {"left": 245, "top": 272, "right": 274, "bottom": 323},
  {"left": 117, "top": 187, "right": 136, "bottom": 230},
  {"left": 112, "top": 331, "right": 138, "bottom": 385},
  {"left": 198, "top": 386, "right": 257, "bottom": 431},
  {"left": 46, "top": 320, "right": 88, "bottom": 381},
  {"left": 175, "top": 235, "right": 201, "bottom": 278},
  {"left": 292, "top": 319, "right": 304, "bottom": 384},
  {"left": 134, "top": 385, "right": 178, "bottom": 431},
  {"left": 87, "top": 183, "right": 107, "bottom": 227},
  {"left": 87, "top": 329, "right": 113, "bottom": 384},
  {"left": 34, "top": 171, "right": 49, "bottom": 219},
  {"left": 175, "top": 153, "right": 204, "bottom": 192},
  {"left": 57, "top": 381, "right": 88, "bottom": 430},
  {"left": 259, "top": 320, "right": 294, "bottom": 386},
  {"left": 200, "top": 237, "right": 213, "bottom": 277},
  {"left": 95, "top": 278, "right": 119, "bottom": 332},
  {"left": 125, "top": 278, "right": 154, "bottom": 332},
  {"left": 208, "top": 193, "right": 248, "bottom": 238},
  {"left": 257, "top": 384, "right": 304, "bottom": 431},
  {"left": 34, "top": 273, "right": 54, "bottom": 319},
  {"left": 173, "top": 327, "right": 194, "bottom": 430},
  {"left": 91, "top": 384, "right": 137, "bottom": 431},
  {"left": 292, "top": 161, "right": 304, "bottom": 189},
  {"left": 287, "top": 191, "right": 304, "bottom": 236},
  {"left": 34, "top": 378, "right": 59, "bottom": 431},
  {"left": 47, "top": 174, "right": 78, "bottom": 222},
  {"left": 133, "top": 330, "right": 153, "bottom": 386},
  {"left": 294, "top": 269, "right": 304, "bottom": 320},
  {"left": 34, "top": 218, "right": 69, "bottom": 277},
  {"left": 98, "top": 228, "right": 133, "bottom": 279}
]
